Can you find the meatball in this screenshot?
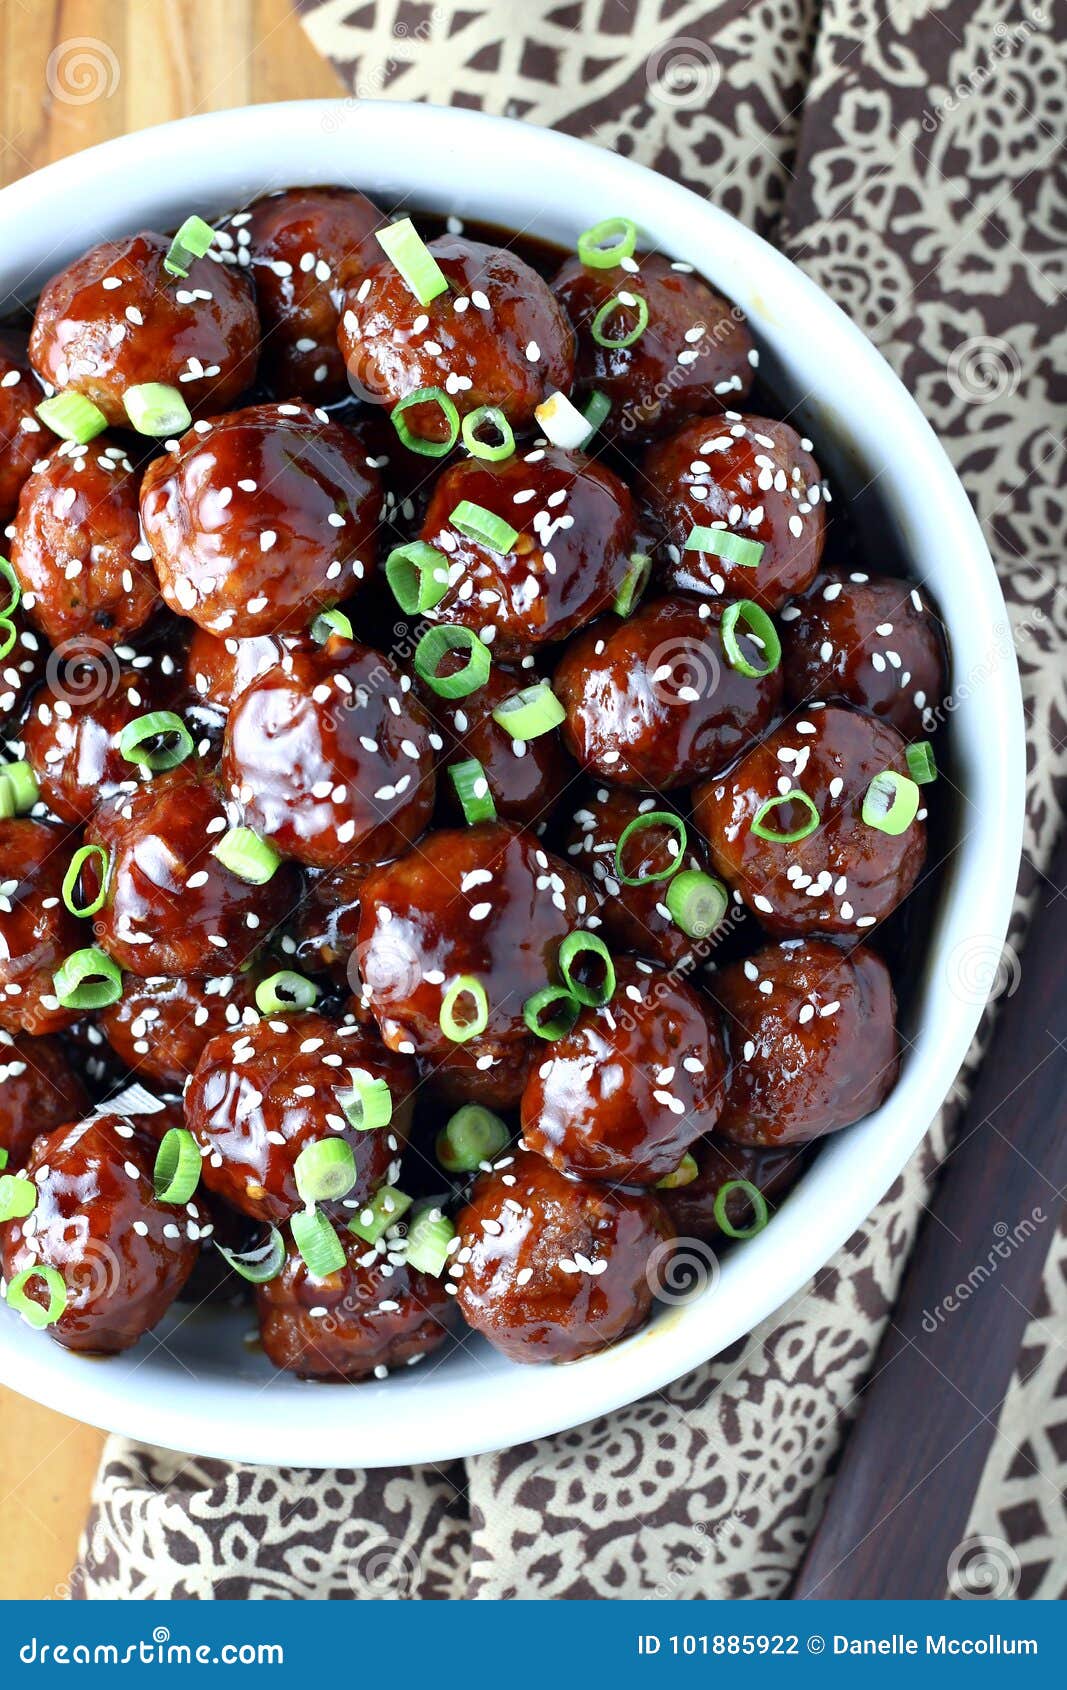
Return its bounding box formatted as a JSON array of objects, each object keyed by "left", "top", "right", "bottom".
[
  {"left": 453, "top": 1151, "right": 673, "bottom": 1363},
  {"left": 185, "top": 625, "right": 306, "bottom": 712},
  {"left": 425, "top": 1032, "right": 539, "bottom": 1112},
  {"left": 431, "top": 662, "right": 572, "bottom": 829},
  {"left": 781, "top": 570, "right": 948, "bottom": 738},
  {"left": 647, "top": 415, "right": 827, "bottom": 611},
  {"left": 21, "top": 655, "right": 174, "bottom": 824},
  {"left": 659, "top": 1135, "right": 806, "bottom": 1242},
  {"left": 339, "top": 233, "right": 574, "bottom": 438},
  {"left": 29, "top": 229, "right": 258, "bottom": 427},
  {"left": 9, "top": 437, "right": 159, "bottom": 647},
  {"left": 554, "top": 594, "right": 781, "bottom": 789},
  {"left": 98, "top": 970, "right": 260, "bottom": 1090},
  {"left": 0, "top": 330, "right": 46, "bottom": 525},
  {"left": 356, "top": 823, "right": 594, "bottom": 1055},
  {"left": 0, "top": 1113, "right": 203, "bottom": 1352},
  {"left": 552, "top": 251, "right": 754, "bottom": 441},
  {"left": 707, "top": 939, "right": 899, "bottom": 1145},
  {"left": 235, "top": 187, "right": 384, "bottom": 402},
  {"left": 140, "top": 402, "right": 381, "bottom": 638},
  {"left": 415, "top": 447, "right": 635, "bottom": 656},
  {"left": 0, "top": 1031, "right": 91, "bottom": 1168},
  {"left": 86, "top": 769, "right": 299, "bottom": 977},
  {"left": 693, "top": 704, "right": 926, "bottom": 935},
  {"left": 563, "top": 788, "right": 715, "bottom": 971},
  {"left": 0, "top": 819, "right": 80, "bottom": 1036},
  {"left": 521, "top": 958, "right": 727, "bottom": 1184},
  {"left": 257, "top": 1229, "right": 451, "bottom": 1380},
  {"left": 222, "top": 636, "right": 435, "bottom": 869},
  {"left": 184, "top": 1013, "right": 413, "bottom": 1225}
]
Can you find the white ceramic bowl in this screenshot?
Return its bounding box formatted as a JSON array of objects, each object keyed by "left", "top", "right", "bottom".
[{"left": 0, "top": 100, "right": 1024, "bottom": 1467}]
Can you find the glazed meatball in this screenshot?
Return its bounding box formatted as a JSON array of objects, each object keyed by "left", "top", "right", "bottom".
[
  {"left": 693, "top": 704, "right": 926, "bottom": 936},
  {"left": 0, "top": 1031, "right": 90, "bottom": 1168},
  {"left": 552, "top": 251, "right": 754, "bottom": 441},
  {"left": 21, "top": 655, "right": 174, "bottom": 824},
  {"left": 356, "top": 823, "right": 594, "bottom": 1055},
  {"left": 234, "top": 187, "right": 384, "bottom": 401},
  {"left": 416, "top": 447, "right": 635, "bottom": 656},
  {"left": 257, "top": 1229, "right": 451, "bottom": 1380},
  {"left": 98, "top": 970, "right": 260, "bottom": 1090},
  {"left": 554, "top": 594, "right": 781, "bottom": 789},
  {"left": 0, "top": 819, "right": 81, "bottom": 1036},
  {"left": 0, "top": 331, "right": 47, "bottom": 525},
  {"left": 425, "top": 1032, "right": 539, "bottom": 1112},
  {"left": 521, "top": 958, "right": 727, "bottom": 1184},
  {"left": 647, "top": 415, "right": 827, "bottom": 611},
  {"left": 708, "top": 939, "right": 899, "bottom": 1145},
  {"left": 0, "top": 1114, "right": 203, "bottom": 1352},
  {"left": 563, "top": 788, "right": 715, "bottom": 971},
  {"left": 86, "top": 769, "right": 299, "bottom": 977},
  {"left": 184, "top": 1013, "right": 413, "bottom": 1225},
  {"left": 140, "top": 402, "right": 381, "bottom": 638},
  {"left": 185, "top": 625, "right": 306, "bottom": 713},
  {"left": 781, "top": 570, "right": 948, "bottom": 738},
  {"left": 431, "top": 662, "right": 572, "bottom": 829},
  {"left": 659, "top": 1135, "right": 805, "bottom": 1240},
  {"left": 29, "top": 230, "right": 258, "bottom": 427},
  {"left": 453, "top": 1151, "right": 673, "bottom": 1363},
  {"left": 222, "top": 636, "right": 436, "bottom": 870},
  {"left": 9, "top": 437, "right": 159, "bottom": 647},
  {"left": 339, "top": 234, "right": 574, "bottom": 438}
]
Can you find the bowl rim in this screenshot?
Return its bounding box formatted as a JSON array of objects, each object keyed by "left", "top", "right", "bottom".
[{"left": 0, "top": 98, "right": 1026, "bottom": 1468}]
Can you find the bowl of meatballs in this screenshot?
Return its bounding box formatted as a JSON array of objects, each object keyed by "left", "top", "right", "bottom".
[{"left": 0, "top": 101, "right": 1023, "bottom": 1466}]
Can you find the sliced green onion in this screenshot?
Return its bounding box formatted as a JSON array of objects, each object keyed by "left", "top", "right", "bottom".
[
  {"left": 405, "top": 1207, "right": 455, "bottom": 1277},
  {"left": 591, "top": 292, "right": 649, "bottom": 349},
  {"left": 685, "top": 526, "right": 765, "bottom": 570},
  {"left": 614, "top": 810, "right": 687, "bottom": 886},
  {"left": 720, "top": 599, "right": 782, "bottom": 677},
  {"left": 153, "top": 1127, "right": 201, "bottom": 1204},
  {"left": 558, "top": 931, "right": 615, "bottom": 1007},
  {"left": 124, "top": 383, "right": 192, "bottom": 438},
  {"left": 35, "top": 392, "right": 107, "bottom": 444},
  {"left": 118, "top": 710, "right": 194, "bottom": 772},
  {"left": 666, "top": 870, "right": 728, "bottom": 939},
  {"left": 163, "top": 214, "right": 216, "bottom": 277},
  {"left": 255, "top": 971, "right": 318, "bottom": 1015},
  {"left": 439, "top": 975, "right": 489, "bottom": 1044},
  {"left": 385, "top": 541, "right": 450, "bottom": 614},
  {"left": 491, "top": 682, "right": 565, "bottom": 741},
  {"left": 414, "top": 625, "right": 491, "bottom": 698},
  {"left": 613, "top": 552, "right": 650, "bottom": 618},
  {"left": 5, "top": 1264, "right": 67, "bottom": 1329},
  {"left": 0, "top": 1173, "right": 37, "bottom": 1221},
  {"left": 906, "top": 741, "right": 937, "bottom": 785},
  {"left": 0, "top": 1149, "right": 8, "bottom": 1170},
  {"left": 347, "top": 1185, "right": 412, "bottom": 1246},
  {"left": 0, "top": 557, "right": 20, "bottom": 618},
  {"left": 0, "top": 760, "right": 39, "bottom": 818},
  {"left": 61, "top": 844, "right": 110, "bottom": 918},
  {"left": 336, "top": 1068, "right": 393, "bottom": 1132},
  {"left": 523, "top": 985, "right": 580, "bottom": 1041},
  {"left": 582, "top": 391, "right": 612, "bottom": 435},
  {"left": 211, "top": 826, "right": 282, "bottom": 885},
  {"left": 656, "top": 1152, "right": 699, "bottom": 1191},
  {"left": 713, "top": 1178, "right": 770, "bottom": 1240},
  {"left": 449, "top": 758, "right": 496, "bottom": 825},
  {"left": 311, "top": 608, "right": 353, "bottom": 644},
  {"left": 436, "top": 1105, "right": 509, "bottom": 1174},
  {"left": 862, "top": 771, "right": 920, "bottom": 836},
  {"left": 391, "top": 387, "right": 460, "bottom": 457},
  {"left": 216, "top": 1225, "right": 285, "bottom": 1284},
  {"left": 0, "top": 620, "right": 15, "bottom": 662},
  {"left": 577, "top": 216, "right": 639, "bottom": 270},
  {"left": 294, "top": 1139, "right": 357, "bottom": 1204},
  {"left": 53, "top": 947, "right": 123, "bottom": 1011},
  {"left": 534, "top": 390, "right": 595, "bottom": 451},
  {"left": 376, "top": 217, "right": 448, "bottom": 306},
  {"left": 449, "top": 499, "right": 518, "bottom": 554},
  {"left": 291, "top": 1206, "right": 346, "bottom": 1277},
  {"left": 751, "top": 791, "right": 821, "bottom": 844},
  {"left": 461, "top": 405, "right": 515, "bottom": 462}
]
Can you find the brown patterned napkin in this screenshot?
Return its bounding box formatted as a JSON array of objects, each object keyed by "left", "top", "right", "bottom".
[{"left": 73, "top": 0, "right": 1066, "bottom": 1599}]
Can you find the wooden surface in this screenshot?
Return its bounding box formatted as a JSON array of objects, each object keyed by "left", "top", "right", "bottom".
[{"left": 0, "top": 0, "right": 342, "bottom": 1600}]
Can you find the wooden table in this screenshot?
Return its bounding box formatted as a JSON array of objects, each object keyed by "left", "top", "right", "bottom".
[{"left": 0, "top": 0, "right": 342, "bottom": 1600}]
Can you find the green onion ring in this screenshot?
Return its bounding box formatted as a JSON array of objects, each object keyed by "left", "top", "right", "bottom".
[
  {"left": 390, "top": 387, "right": 460, "bottom": 457},
  {"left": 577, "top": 217, "right": 639, "bottom": 269},
  {"left": 336, "top": 1068, "right": 393, "bottom": 1132},
  {"left": 685, "top": 526, "right": 765, "bottom": 570},
  {"left": 294, "top": 1139, "right": 358, "bottom": 1205},
  {"left": 0, "top": 760, "right": 40, "bottom": 818},
  {"left": 557, "top": 930, "right": 616, "bottom": 1007},
  {"left": 523, "top": 985, "right": 581, "bottom": 1041},
  {"left": 665, "top": 870, "right": 728, "bottom": 939},
  {"left": 255, "top": 971, "right": 319, "bottom": 1015},
  {"left": 61, "top": 844, "right": 110, "bottom": 918},
  {"left": 118, "top": 710, "right": 194, "bottom": 772},
  {"left": 0, "top": 619, "right": 15, "bottom": 662},
  {"left": 655, "top": 1152, "right": 700, "bottom": 1191},
  {"left": 376, "top": 218, "right": 449, "bottom": 306},
  {"left": 405, "top": 1207, "right": 456, "bottom": 1277},
  {"left": 591, "top": 291, "right": 649, "bottom": 349},
  {"left": 123, "top": 383, "right": 192, "bottom": 438},
  {"left": 750, "top": 791, "right": 821, "bottom": 844},
  {"left": 449, "top": 758, "right": 497, "bottom": 826},
  {"left": 291, "top": 1206, "right": 347, "bottom": 1277},
  {"left": 347, "top": 1186, "right": 412, "bottom": 1246},
  {"left": 861, "top": 770, "right": 920, "bottom": 836},
  {"left": 0, "top": 557, "right": 21, "bottom": 619},
  {"left": 449, "top": 499, "right": 518, "bottom": 554},
  {"left": 461, "top": 406, "right": 515, "bottom": 462},
  {"left": 906, "top": 741, "right": 937, "bottom": 785},
  {"left": 613, "top": 552, "right": 651, "bottom": 618},
  {"left": 153, "top": 1127, "right": 201, "bottom": 1204},
  {"left": 216, "top": 1225, "right": 286, "bottom": 1285},
  {"left": 490, "top": 682, "right": 565, "bottom": 741},
  {"left": 5, "top": 1264, "right": 67, "bottom": 1329},
  {"left": 439, "top": 975, "right": 489, "bottom": 1044},
  {"left": 436, "top": 1105, "right": 509, "bottom": 1174},
  {"left": 614, "top": 810, "right": 688, "bottom": 886},
  {"left": 311, "top": 608, "right": 353, "bottom": 644},
  {"left": 414, "top": 625, "right": 491, "bottom": 699},
  {"left": 0, "top": 1173, "right": 37, "bottom": 1222},
  {"left": 720, "top": 600, "right": 782, "bottom": 677},
  {"left": 52, "top": 947, "right": 123, "bottom": 1011},
  {"left": 163, "top": 214, "right": 216, "bottom": 277},
  {"left": 384, "top": 541, "right": 451, "bottom": 615},
  {"left": 211, "top": 827, "right": 283, "bottom": 885},
  {"left": 713, "top": 1178, "right": 770, "bottom": 1240},
  {"left": 35, "top": 392, "right": 107, "bottom": 444}
]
